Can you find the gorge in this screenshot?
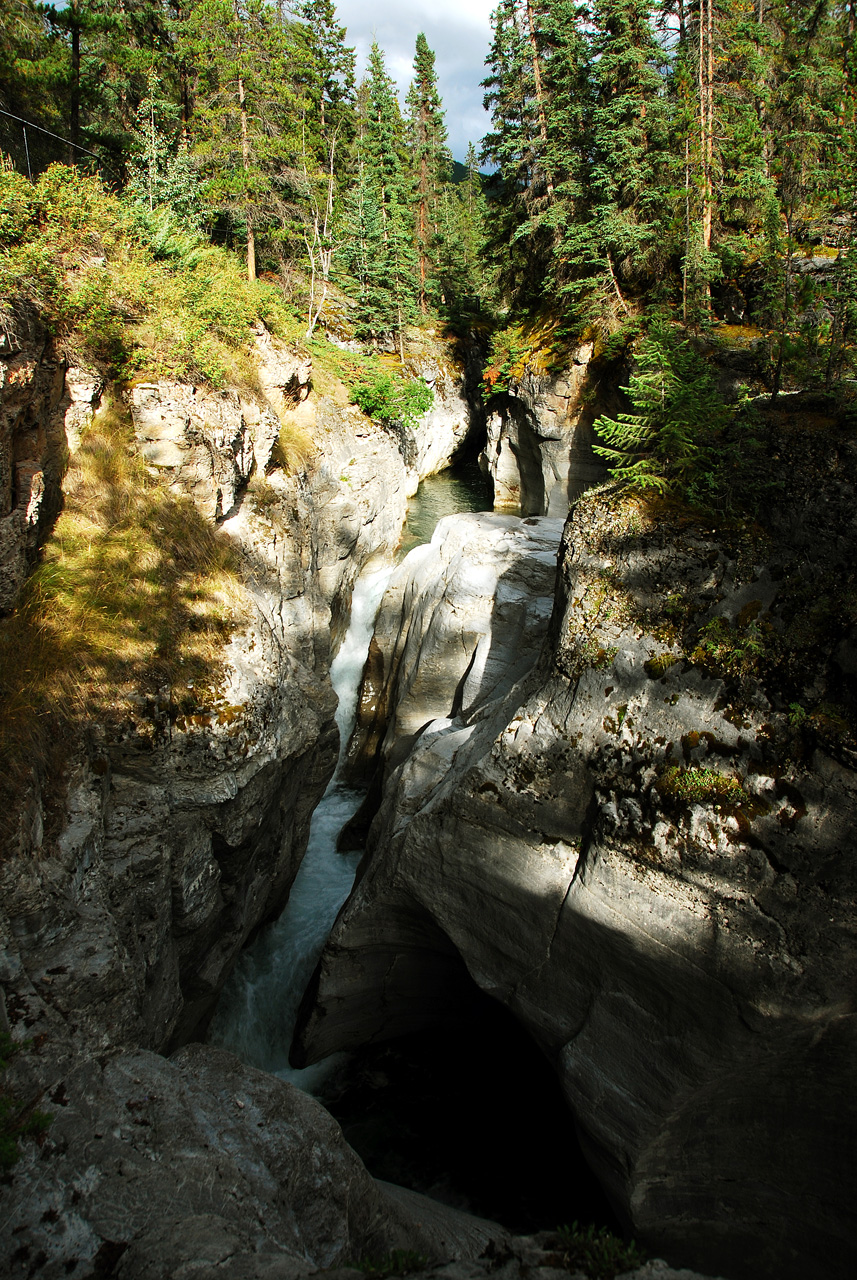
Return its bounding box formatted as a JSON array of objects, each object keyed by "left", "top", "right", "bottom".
[
  {"left": 2, "top": 5, "right": 857, "bottom": 1268},
  {"left": 2, "top": 307, "right": 855, "bottom": 1280}
]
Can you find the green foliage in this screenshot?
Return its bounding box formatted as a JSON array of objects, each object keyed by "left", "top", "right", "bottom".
[
  {"left": 482, "top": 315, "right": 565, "bottom": 397},
  {"left": 0, "top": 1033, "right": 52, "bottom": 1172},
  {"left": 691, "top": 615, "right": 771, "bottom": 680},
  {"left": 0, "top": 167, "right": 36, "bottom": 246},
  {"left": 0, "top": 167, "right": 300, "bottom": 385},
  {"left": 351, "top": 368, "right": 433, "bottom": 428},
  {"left": 405, "top": 32, "right": 452, "bottom": 313},
  {"left": 656, "top": 766, "right": 748, "bottom": 805},
  {"left": 126, "top": 70, "right": 203, "bottom": 229},
  {"left": 593, "top": 319, "right": 731, "bottom": 496},
  {"left": 351, "top": 1251, "right": 427, "bottom": 1279},
  {"left": 556, "top": 1222, "right": 646, "bottom": 1280},
  {"left": 340, "top": 42, "right": 417, "bottom": 348}
]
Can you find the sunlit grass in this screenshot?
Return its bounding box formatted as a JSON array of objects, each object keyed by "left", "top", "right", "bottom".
[{"left": 0, "top": 395, "right": 245, "bottom": 853}]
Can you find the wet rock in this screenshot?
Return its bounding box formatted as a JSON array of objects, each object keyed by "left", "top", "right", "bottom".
[
  {"left": 296, "top": 490, "right": 857, "bottom": 1280},
  {"left": 343, "top": 513, "right": 564, "bottom": 785}
]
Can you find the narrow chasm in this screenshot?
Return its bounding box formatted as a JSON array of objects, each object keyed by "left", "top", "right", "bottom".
[
  {"left": 319, "top": 983, "right": 620, "bottom": 1236},
  {"left": 206, "top": 451, "right": 617, "bottom": 1243}
]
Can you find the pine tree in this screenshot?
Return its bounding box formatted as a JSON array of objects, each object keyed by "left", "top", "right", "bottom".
[
  {"left": 405, "top": 32, "right": 452, "bottom": 313},
  {"left": 345, "top": 43, "right": 417, "bottom": 355},
  {"left": 177, "top": 0, "right": 307, "bottom": 280},
  {"left": 582, "top": 0, "right": 671, "bottom": 316},
  {"left": 482, "top": 0, "right": 551, "bottom": 305},
  {"left": 298, "top": 0, "right": 355, "bottom": 151}
]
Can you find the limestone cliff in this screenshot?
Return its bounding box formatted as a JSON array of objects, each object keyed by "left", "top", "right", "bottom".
[
  {"left": 295, "top": 430, "right": 857, "bottom": 1280},
  {"left": 481, "top": 342, "right": 612, "bottom": 516},
  {"left": 0, "top": 322, "right": 517, "bottom": 1278},
  {"left": 0, "top": 308, "right": 459, "bottom": 1068}
]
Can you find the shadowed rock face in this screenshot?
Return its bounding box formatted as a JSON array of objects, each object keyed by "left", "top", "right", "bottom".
[
  {"left": 294, "top": 493, "right": 857, "bottom": 1280},
  {"left": 481, "top": 344, "right": 615, "bottom": 516},
  {"left": 0, "top": 313, "right": 100, "bottom": 613},
  {"left": 0, "top": 1044, "right": 505, "bottom": 1279},
  {"left": 0, "top": 329, "right": 419, "bottom": 1067}
]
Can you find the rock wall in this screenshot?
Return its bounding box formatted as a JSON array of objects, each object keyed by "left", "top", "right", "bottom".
[
  {"left": 294, "top": 487, "right": 857, "bottom": 1280},
  {"left": 481, "top": 342, "right": 612, "bottom": 516},
  {"left": 0, "top": 323, "right": 538, "bottom": 1280},
  {"left": 0, "top": 309, "right": 102, "bottom": 612},
  {"left": 0, "top": 325, "right": 420, "bottom": 1078}
]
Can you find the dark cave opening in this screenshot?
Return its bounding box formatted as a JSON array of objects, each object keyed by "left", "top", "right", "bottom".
[{"left": 318, "top": 988, "right": 620, "bottom": 1237}]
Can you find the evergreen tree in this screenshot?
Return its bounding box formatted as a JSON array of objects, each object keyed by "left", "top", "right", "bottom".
[
  {"left": 177, "top": 0, "right": 308, "bottom": 280},
  {"left": 405, "top": 32, "right": 452, "bottom": 313},
  {"left": 298, "top": 0, "right": 355, "bottom": 152},
  {"left": 344, "top": 43, "right": 417, "bottom": 354},
  {"left": 579, "top": 0, "right": 671, "bottom": 316}
]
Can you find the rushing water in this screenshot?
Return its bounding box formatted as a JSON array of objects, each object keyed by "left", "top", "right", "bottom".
[{"left": 208, "top": 462, "right": 493, "bottom": 1090}]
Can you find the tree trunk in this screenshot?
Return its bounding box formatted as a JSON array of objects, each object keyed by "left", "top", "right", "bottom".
[
  {"left": 238, "top": 72, "right": 255, "bottom": 281},
  {"left": 524, "top": 0, "right": 554, "bottom": 199},
  {"left": 69, "top": 1, "right": 80, "bottom": 164}
]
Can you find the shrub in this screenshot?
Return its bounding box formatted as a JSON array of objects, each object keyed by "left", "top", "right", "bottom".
[
  {"left": 556, "top": 1223, "right": 647, "bottom": 1280},
  {"left": 0, "top": 1033, "right": 52, "bottom": 1172},
  {"left": 0, "top": 165, "right": 302, "bottom": 385},
  {"left": 351, "top": 369, "right": 433, "bottom": 428}
]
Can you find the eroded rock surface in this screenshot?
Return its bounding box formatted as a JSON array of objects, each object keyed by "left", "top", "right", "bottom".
[
  {"left": 0, "top": 1044, "right": 504, "bottom": 1280},
  {"left": 0, "top": 328, "right": 419, "bottom": 1069},
  {"left": 481, "top": 344, "right": 612, "bottom": 517},
  {"left": 296, "top": 483, "right": 857, "bottom": 1280},
  {"left": 343, "top": 512, "right": 564, "bottom": 787},
  {"left": 0, "top": 313, "right": 102, "bottom": 611}
]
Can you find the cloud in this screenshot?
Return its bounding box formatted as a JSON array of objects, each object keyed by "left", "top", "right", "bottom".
[{"left": 332, "top": 0, "right": 495, "bottom": 161}]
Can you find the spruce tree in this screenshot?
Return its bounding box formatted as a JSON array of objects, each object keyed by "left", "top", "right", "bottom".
[
  {"left": 583, "top": 0, "right": 671, "bottom": 315},
  {"left": 177, "top": 0, "right": 307, "bottom": 280},
  {"left": 298, "top": 0, "right": 355, "bottom": 159},
  {"left": 346, "top": 43, "right": 417, "bottom": 355},
  {"left": 405, "top": 32, "right": 452, "bottom": 313}
]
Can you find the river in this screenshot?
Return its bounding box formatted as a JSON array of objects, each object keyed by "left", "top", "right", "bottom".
[{"left": 206, "top": 461, "right": 493, "bottom": 1089}]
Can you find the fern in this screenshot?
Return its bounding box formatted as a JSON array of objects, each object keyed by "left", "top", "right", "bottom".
[{"left": 593, "top": 320, "right": 730, "bottom": 496}]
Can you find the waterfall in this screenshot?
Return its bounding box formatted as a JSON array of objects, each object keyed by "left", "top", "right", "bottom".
[{"left": 207, "top": 562, "right": 394, "bottom": 1091}]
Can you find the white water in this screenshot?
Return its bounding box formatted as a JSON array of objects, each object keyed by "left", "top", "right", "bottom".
[{"left": 207, "top": 563, "right": 394, "bottom": 1091}]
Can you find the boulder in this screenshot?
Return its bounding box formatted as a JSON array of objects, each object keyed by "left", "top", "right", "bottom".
[
  {"left": 0, "top": 1044, "right": 504, "bottom": 1280},
  {"left": 295, "top": 487, "right": 857, "bottom": 1280}
]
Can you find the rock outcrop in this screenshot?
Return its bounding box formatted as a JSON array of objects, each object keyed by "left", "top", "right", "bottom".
[
  {"left": 481, "top": 343, "right": 611, "bottom": 517},
  {"left": 295, "top": 475, "right": 857, "bottom": 1280},
  {"left": 0, "top": 325, "right": 420, "bottom": 1073},
  {"left": 340, "top": 512, "right": 563, "bottom": 796},
  {"left": 0, "top": 318, "right": 538, "bottom": 1280},
  {"left": 0, "top": 311, "right": 103, "bottom": 612},
  {"left": 0, "top": 1043, "right": 504, "bottom": 1280}
]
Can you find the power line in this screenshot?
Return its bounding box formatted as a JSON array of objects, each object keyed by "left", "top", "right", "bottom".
[{"left": 0, "top": 106, "right": 117, "bottom": 174}]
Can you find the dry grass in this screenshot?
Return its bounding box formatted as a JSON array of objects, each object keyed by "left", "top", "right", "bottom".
[
  {"left": 268, "top": 415, "right": 317, "bottom": 476},
  {"left": 0, "top": 394, "right": 244, "bottom": 855}
]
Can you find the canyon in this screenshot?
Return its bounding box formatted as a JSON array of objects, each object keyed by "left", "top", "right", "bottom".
[{"left": 1, "top": 319, "right": 854, "bottom": 1280}]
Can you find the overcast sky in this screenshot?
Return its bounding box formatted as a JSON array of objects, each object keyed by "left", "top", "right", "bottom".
[{"left": 333, "top": 1, "right": 496, "bottom": 162}]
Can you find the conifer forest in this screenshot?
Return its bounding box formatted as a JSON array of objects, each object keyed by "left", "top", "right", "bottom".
[{"left": 1, "top": 0, "right": 855, "bottom": 404}]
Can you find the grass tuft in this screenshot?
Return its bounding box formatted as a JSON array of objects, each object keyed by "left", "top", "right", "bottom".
[{"left": 0, "top": 393, "right": 244, "bottom": 856}]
